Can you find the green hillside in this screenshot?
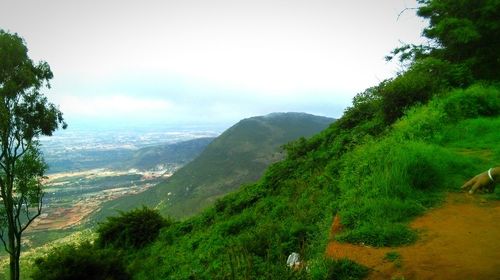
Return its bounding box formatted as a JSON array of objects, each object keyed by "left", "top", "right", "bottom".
[
  {"left": 25, "top": 1, "right": 500, "bottom": 279},
  {"left": 95, "top": 112, "right": 333, "bottom": 219}
]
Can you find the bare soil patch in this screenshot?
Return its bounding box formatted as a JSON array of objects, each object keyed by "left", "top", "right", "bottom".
[{"left": 326, "top": 193, "right": 500, "bottom": 279}]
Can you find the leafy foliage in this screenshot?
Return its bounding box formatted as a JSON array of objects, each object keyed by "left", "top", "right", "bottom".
[
  {"left": 31, "top": 242, "right": 130, "bottom": 280},
  {"left": 417, "top": 0, "right": 500, "bottom": 80},
  {"left": 380, "top": 57, "right": 472, "bottom": 123},
  {"left": 388, "top": 0, "right": 500, "bottom": 81},
  {"left": 96, "top": 207, "right": 169, "bottom": 249},
  {"left": 0, "top": 29, "right": 65, "bottom": 280}
]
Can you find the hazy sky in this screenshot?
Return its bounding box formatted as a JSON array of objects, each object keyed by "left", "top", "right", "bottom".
[{"left": 0, "top": 0, "right": 427, "bottom": 128}]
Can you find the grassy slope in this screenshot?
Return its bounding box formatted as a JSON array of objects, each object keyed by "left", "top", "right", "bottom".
[
  {"left": 94, "top": 113, "right": 334, "bottom": 219},
  {"left": 124, "top": 84, "right": 499, "bottom": 279}
]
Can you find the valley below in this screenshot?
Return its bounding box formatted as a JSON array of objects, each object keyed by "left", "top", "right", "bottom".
[
  {"left": 29, "top": 168, "right": 171, "bottom": 232},
  {"left": 11, "top": 125, "right": 221, "bottom": 251}
]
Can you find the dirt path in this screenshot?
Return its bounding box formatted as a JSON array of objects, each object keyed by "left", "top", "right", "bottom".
[{"left": 326, "top": 193, "right": 500, "bottom": 279}]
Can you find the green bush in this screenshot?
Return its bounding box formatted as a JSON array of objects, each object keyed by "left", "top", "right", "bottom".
[
  {"left": 337, "top": 84, "right": 383, "bottom": 131},
  {"left": 440, "top": 84, "right": 500, "bottom": 121},
  {"left": 392, "top": 83, "right": 500, "bottom": 142},
  {"left": 31, "top": 242, "right": 130, "bottom": 280},
  {"left": 96, "top": 207, "right": 169, "bottom": 249},
  {"left": 283, "top": 137, "right": 309, "bottom": 160},
  {"left": 380, "top": 57, "right": 471, "bottom": 123}
]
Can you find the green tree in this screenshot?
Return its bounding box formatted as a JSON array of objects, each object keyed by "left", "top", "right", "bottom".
[
  {"left": 388, "top": 0, "right": 500, "bottom": 80},
  {"left": 418, "top": 0, "right": 500, "bottom": 80},
  {"left": 0, "top": 30, "right": 65, "bottom": 280}
]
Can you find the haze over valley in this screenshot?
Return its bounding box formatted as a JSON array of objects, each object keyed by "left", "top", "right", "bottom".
[{"left": 21, "top": 126, "right": 220, "bottom": 247}]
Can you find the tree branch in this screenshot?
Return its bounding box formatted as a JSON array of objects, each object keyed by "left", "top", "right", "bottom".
[
  {"left": 0, "top": 161, "right": 7, "bottom": 174},
  {"left": 397, "top": 7, "right": 419, "bottom": 21},
  {"left": 14, "top": 197, "right": 23, "bottom": 231},
  {"left": 12, "top": 131, "right": 24, "bottom": 162},
  {"left": 20, "top": 197, "right": 43, "bottom": 234},
  {"left": 0, "top": 228, "right": 12, "bottom": 254}
]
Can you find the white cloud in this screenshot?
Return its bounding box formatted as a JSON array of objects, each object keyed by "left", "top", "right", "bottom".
[
  {"left": 56, "top": 95, "right": 173, "bottom": 119},
  {"left": 0, "top": 0, "right": 427, "bottom": 125}
]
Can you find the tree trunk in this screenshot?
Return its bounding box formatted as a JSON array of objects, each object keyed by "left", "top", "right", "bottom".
[
  {"left": 7, "top": 207, "right": 20, "bottom": 280},
  {"left": 15, "top": 234, "right": 21, "bottom": 280},
  {"left": 9, "top": 254, "right": 18, "bottom": 280},
  {"left": 8, "top": 240, "right": 19, "bottom": 280}
]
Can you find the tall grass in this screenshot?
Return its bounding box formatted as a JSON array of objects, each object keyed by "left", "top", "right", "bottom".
[
  {"left": 330, "top": 84, "right": 500, "bottom": 246},
  {"left": 334, "top": 138, "right": 474, "bottom": 246}
]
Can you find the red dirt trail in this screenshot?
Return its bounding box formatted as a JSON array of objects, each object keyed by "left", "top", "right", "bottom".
[{"left": 326, "top": 193, "right": 500, "bottom": 279}]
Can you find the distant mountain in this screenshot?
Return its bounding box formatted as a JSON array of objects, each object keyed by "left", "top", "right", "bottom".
[
  {"left": 95, "top": 112, "right": 334, "bottom": 218},
  {"left": 123, "top": 137, "right": 215, "bottom": 171}
]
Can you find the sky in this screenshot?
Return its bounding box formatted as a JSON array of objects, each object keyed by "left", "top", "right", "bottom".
[{"left": 0, "top": 0, "right": 427, "bottom": 129}]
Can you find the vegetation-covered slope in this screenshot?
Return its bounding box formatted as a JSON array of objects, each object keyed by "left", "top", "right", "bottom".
[{"left": 96, "top": 112, "right": 333, "bottom": 218}]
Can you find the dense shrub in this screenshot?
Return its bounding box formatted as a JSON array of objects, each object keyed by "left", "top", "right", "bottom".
[
  {"left": 337, "top": 85, "right": 383, "bottom": 131},
  {"left": 440, "top": 84, "right": 500, "bottom": 121},
  {"left": 392, "top": 83, "right": 500, "bottom": 142},
  {"left": 96, "top": 207, "right": 169, "bottom": 249},
  {"left": 417, "top": 0, "right": 500, "bottom": 80},
  {"left": 31, "top": 242, "right": 130, "bottom": 280},
  {"left": 380, "top": 57, "right": 472, "bottom": 123},
  {"left": 283, "top": 137, "right": 309, "bottom": 160}
]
